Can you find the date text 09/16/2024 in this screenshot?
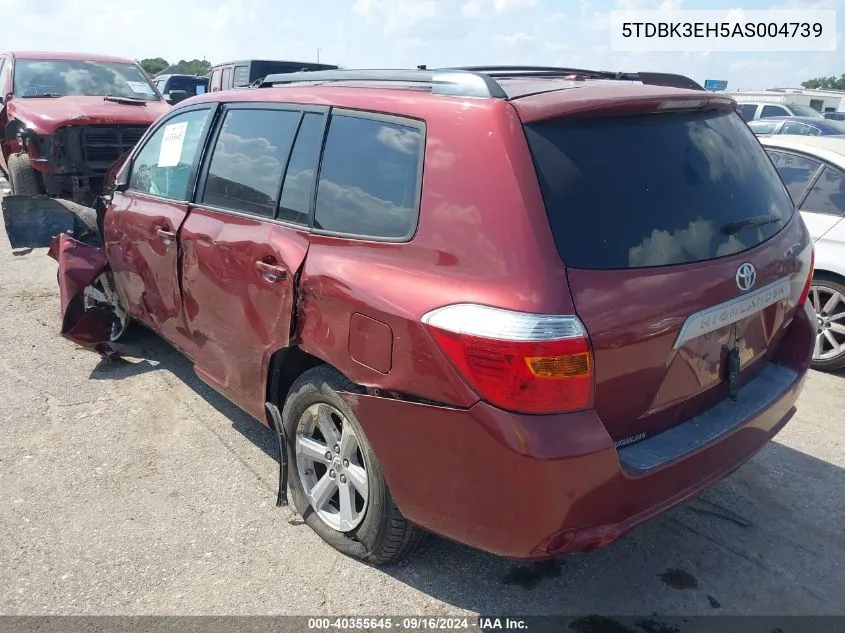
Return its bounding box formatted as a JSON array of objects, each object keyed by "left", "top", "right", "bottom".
[{"left": 306, "top": 617, "right": 528, "bottom": 630}]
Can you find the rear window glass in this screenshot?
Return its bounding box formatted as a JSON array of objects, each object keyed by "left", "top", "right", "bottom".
[{"left": 525, "top": 110, "right": 794, "bottom": 270}]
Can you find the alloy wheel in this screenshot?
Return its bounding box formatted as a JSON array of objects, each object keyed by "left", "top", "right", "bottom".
[
  {"left": 295, "top": 402, "right": 369, "bottom": 532},
  {"left": 810, "top": 283, "right": 845, "bottom": 362}
]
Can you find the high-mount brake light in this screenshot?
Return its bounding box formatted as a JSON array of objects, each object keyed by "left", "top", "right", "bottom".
[
  {"left": 657, "top": 99, "right": 709, "bottom": 110},
  {"left": 421, "top": 304, "right": 594, "bottom": 414}
]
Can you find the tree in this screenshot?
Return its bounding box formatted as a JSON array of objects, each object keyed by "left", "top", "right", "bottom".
[
  {"left": 801, "top": 74, "right": 845, "bottom": 90},
  {"left": 167, "top": 59, "right": 212, "bottom": 76},
  {"left": 140, "top": 57, "right": 169, "bottom": 76}
]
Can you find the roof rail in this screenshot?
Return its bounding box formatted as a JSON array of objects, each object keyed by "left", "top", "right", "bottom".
[
  {"left": 259, "top": 68, "right": 508, "bottom": 98},
  {"left": 258, "top": 65, "right": 704, "bottom": 97},
  {"left": 447, "top": 66, "right": 705, "bottom": 91}
]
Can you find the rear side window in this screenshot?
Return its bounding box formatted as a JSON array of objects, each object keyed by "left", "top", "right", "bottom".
[
  {"left": 314, "top": 113, "right": 423, "bottom": 239},
  {"left": 767, "top": 150, "right": 822, "bottom": 201},
  {"left": 525, "top": 110, "right": 794, "bottom": 269},
  {"left": 278, "top": 113, "right": 325, "bottom": 225},
  {"left": 202, "top": 108, "right": 299, "bottom": 218},
  {"left": 748, "top": 120, "right": 778, "bottom": 135},
  {"left": 781, "top": 121, "right": 813, "bottom": 135},
  {"left": 220, "top": 67, "right": 231, "bottom": 90},
  {"left": 739, "top": 104, "right": 757, "bottom": 121},
  {"left": 761, "top": 105, "right": 789, "bottom": 117},
  {"left": 800, "top": 166, "right": 845, "bottom": 216}
]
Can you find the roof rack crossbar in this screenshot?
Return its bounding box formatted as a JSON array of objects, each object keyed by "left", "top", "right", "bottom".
[{"left": 258, "top": 65, "right": 705, "bottom": 96}]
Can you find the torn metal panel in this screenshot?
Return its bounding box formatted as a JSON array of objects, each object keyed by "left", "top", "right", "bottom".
[
  {"left": 48, "top": 232, "right": 114, "bottom": 347},
  {"left": 2, "top": 195, "right": 101, "bottom": 250}
]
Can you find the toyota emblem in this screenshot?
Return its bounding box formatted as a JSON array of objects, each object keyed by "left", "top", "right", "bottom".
[{"left": 735, "top": 263, "right": 756, "bottom": 292}]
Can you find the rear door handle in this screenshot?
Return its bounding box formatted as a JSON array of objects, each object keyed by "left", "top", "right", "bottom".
[
  {"left": 156, "top": 227, "right": 176, "bottom": 245},
  {"left": 255, "top": 260, "right": 287, "bottom": 283}
]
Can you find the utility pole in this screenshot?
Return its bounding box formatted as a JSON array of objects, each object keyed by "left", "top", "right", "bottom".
[{"left": 316, "top": 47, "right": 321, "bottom": 64}]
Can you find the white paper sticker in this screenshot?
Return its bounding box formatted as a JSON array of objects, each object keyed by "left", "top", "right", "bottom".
[
  {"left": 127, "top": 81, "right": 154, "bottom": 94},
  {"left": 157, "top": 121, "right": 188, "bottom": 167}
]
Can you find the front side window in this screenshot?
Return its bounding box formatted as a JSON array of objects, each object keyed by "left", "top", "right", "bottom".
[
  {"left": 128, "top": 108, "right": 211, "bottom": 200},
  {"left": 210, "top": 69, "right": 221, "bottom": 92},
  {"left": 221, "top": 67, "right": 231, "bottom": 90},
  {"left": 12, "top": 58, "right": 159, "bottom": 100},
  {"left": 767, "top": 150, "right": 823, "bottom": 202},
  {"left": 800, "top": 166, "right": 845, "bottom": 216},
  {"left": 202, "top": 108, "right": 300, "bottom": 218},
  {"left": 314, "top": 114, "right": 423, "bottom": 239}
]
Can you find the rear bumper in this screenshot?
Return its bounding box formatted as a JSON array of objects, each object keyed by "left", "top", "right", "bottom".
[{"left": 342, "top": 302, "right": 814, "bottom": 559}]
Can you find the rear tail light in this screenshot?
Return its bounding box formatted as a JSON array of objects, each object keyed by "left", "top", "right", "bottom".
[
  {"left": 798, "top": 248, "right": 815, "bottom": 308},
  {"left": 421, "top": 304, "right": 594, "bottom": 414}
]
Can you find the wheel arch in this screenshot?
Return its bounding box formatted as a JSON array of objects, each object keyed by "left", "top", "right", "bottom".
[
  {"left": 265, "top": 345, "right": 330, "bottom": 427},
  {"left": 812, "top": 267, "right": 845, "bottom": 286}
]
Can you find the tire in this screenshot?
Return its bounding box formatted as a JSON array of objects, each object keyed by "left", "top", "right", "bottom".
[
  {"left": 82, "top": 272, "right": 132, "bottom": 343},
  {"left": 8, "top": 152, "right": 43, "bottom": 196},
  {"left": 808, "top": 273, "right": 845, "bottom": 372},
  {"left": 282, "top": 365, "right": 425, "bottom": 564}
]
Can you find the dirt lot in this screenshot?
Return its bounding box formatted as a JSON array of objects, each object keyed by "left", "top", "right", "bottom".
[{"left": 0, "top": 188, "right": 843, "bottom": 617}]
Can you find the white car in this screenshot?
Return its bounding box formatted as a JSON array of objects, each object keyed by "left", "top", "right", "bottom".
[{"left": 759, "top": 135, "right": 845, "bottom": 371}]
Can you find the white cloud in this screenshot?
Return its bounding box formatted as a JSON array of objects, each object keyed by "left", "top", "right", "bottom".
[
  {"left": 461, "top": 0, "right": 538, "bottom": 19},
  {"left": 492, "top": 32, "right": 535, "bottom": 48},
  {"left": 352, "top": 0, "right": 438, "bottom": 35}
]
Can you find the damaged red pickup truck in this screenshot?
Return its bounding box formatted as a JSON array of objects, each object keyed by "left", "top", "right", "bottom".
[
  {"left": 3, "top": 67, "right": 816, "bottom": 565},
  {"left": 0, "top": 51, "right": 170, "bottom": 204}
]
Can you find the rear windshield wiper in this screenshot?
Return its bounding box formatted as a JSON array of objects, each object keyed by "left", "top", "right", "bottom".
[
  {"left": 721, "top": 214, "right": 785, "bottom": 236},
  {"left": 104, "top": 95, "right": 147, "bottom": 106}
]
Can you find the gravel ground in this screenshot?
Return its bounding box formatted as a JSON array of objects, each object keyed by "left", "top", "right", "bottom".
[{"left": 0, "top": 184, "right": 843, "bottom": 617}]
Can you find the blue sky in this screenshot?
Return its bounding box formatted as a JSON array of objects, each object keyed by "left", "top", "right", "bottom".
[{"left": 1, "top": 0, "right": 842, "bottom": 90}]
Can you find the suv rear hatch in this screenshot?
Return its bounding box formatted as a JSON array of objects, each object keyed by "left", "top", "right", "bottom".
[{"left": 517, "top": 91, "right": 813, "bottom": 444}]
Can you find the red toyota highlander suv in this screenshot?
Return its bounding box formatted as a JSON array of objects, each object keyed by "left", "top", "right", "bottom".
[{"left": 22, "top": 66, "right": 816, "bottom": 565}]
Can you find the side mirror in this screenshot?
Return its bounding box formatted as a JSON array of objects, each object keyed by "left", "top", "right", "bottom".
[{"left": 164, "top": 90, "right": 190, "bottom": 105}]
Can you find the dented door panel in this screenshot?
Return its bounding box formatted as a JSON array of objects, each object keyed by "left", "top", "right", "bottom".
[
  {"left": 180, "top": 207, "right": 310, "bottom": 415},
  {"left": 107, "top": 191, "right": 192, "bottom": 349}
]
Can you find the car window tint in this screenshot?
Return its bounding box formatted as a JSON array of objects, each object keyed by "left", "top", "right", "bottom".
[
  {"left": 0, "top": 58, "right": 10, "bottom": 93},
  {"left": 780, "top": 121, "right": 812, "bottom": 135},
  {"left": 761, "top": 105, "right": 789, "bottom": 117},
  {"left": 315, "top": 114, "right": 422, "bottom": 239},
  {"left": 800, "top": 166, "right": 845, "bottom": 216},
  {"left": 749, "top": 120, "right": 778, "bottom": 135},
  {"left": 767, "top": 151, "right": 822, "bottom": 202},
  {"left": 233, "top": 65, "right": 249, "bottom": 87},
  {"left": 739, "top": 104, "right": 757, "bottom": 121},
  {"left": 202, "top": 108, "right": 299, "bottom": 218},
  {"left": 128, "top": 108, "right": 211, "bottom": 201},
  {"left": 524, "top": 110, "right": 794, "bottom": 269},
  {"left": 278, "top": 113, "right": 325, "bottom": 225}
]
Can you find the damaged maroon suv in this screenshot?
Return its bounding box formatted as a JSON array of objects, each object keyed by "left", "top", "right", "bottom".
[{"left": 7, "top": 66, "right": 816, "bottom": 564}]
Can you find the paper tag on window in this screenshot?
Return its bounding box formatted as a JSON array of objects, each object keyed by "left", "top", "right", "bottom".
[
  {"left": 127, "top": 81, "right": 153, "bottom": 95},
  {"left": 157, "top": 121, "right": 188, "bottom": 167}
]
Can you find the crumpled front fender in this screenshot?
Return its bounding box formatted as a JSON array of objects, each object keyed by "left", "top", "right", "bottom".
[{"left": 48, "top": 233, "right": 114, "bottom": 348}]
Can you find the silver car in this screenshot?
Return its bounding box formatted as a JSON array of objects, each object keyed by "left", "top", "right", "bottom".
[{"left": 760, "top": 135, "right": 845, "bottom": 371}]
